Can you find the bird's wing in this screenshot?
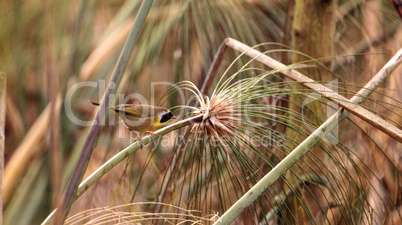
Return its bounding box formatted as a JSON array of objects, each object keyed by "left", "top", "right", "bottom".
[{"left": 113, "top": 105, "right": 142, "bottom": 117}]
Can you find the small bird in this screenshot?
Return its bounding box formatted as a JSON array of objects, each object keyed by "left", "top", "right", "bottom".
[{"left": 90, "top": 100, "right": 176, "bottom": 135}]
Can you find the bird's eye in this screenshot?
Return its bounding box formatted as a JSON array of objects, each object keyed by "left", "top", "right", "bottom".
[{"left": 160, "top": 112, "right": 173, "bottom": 123}]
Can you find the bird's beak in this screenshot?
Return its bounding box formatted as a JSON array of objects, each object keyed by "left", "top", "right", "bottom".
[{"left": 173, "top": 116, "right": 178, "bottom": 119}]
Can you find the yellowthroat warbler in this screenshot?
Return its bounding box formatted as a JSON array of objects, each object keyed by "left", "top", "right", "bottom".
[{"left": 90, "top": 100, "right": 176, "bottom": 134}]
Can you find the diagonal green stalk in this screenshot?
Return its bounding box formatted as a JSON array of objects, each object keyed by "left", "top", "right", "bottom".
[
  {"left": 55, "top": 1, "right": 154, "bottom": 224},
  {"left": 41, "top": 115, "right": 202, "bottom": 225},
  {"left": 74, "top": 115, "right": 202, "bottom": 200},
  {"left": 213, "top": 48, "right": 402, "bottom": 225}
]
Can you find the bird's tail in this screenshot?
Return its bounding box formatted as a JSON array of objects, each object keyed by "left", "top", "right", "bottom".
[{"left": 89, "top": 100, "right": 100, "bottom": 106}]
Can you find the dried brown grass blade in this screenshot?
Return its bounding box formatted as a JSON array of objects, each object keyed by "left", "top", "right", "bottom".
[
  {"left": 3, "top": 95, "right": 62, "bottom": 204},
  {"left": 224, "top": 38, "right": 402, "bottom": 143},
  {"left": 80, "top": 19, "right": 134, "bottom": 81},
  {"left": 0, "top": 73, "right": 6, "bottom": 222}
]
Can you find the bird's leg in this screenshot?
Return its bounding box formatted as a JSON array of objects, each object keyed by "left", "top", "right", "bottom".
[
  {"left": 131, "top": 131, "right": 145, "bottom": 148},
  {"left": 139, "top": 132, "right": 146, "bottom": 148}
]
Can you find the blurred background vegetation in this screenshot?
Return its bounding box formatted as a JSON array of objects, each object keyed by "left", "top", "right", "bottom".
[{"left": 0, "top": 0, "right": 401, "bottom": 224}]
